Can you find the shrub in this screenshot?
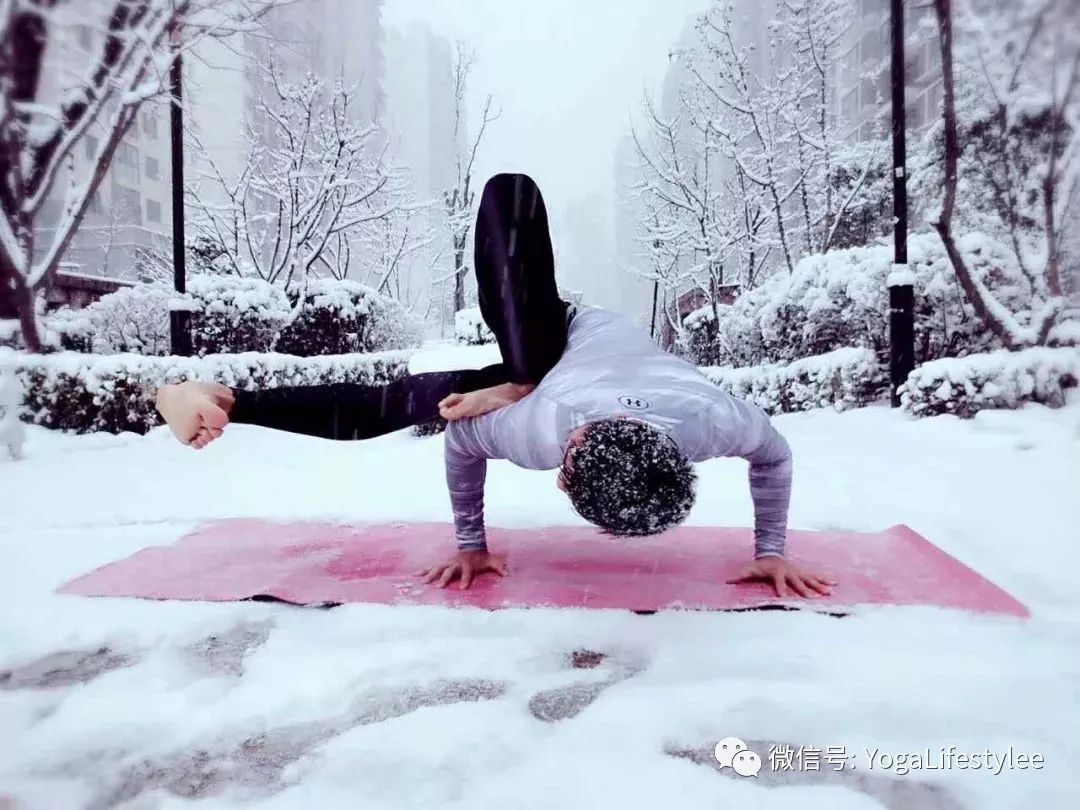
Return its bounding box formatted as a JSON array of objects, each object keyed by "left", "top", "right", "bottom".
[
  {"left": 43, "top": 307, "right": 95, "bottom": 353},
  {"left": 50, "top": 285, "right": 174, "bottom": 355},
  {"left": 10, "top": 277, "right": 427, "bottom": 358},
  {"left": 185, "top": 275, "right": 291, "bottom": 355},
  {"left": 455, "top": 307, "right": 495, "bottom": 345},
  {"left": 682, "top": 231, "right": 1028, "bottom": 368},
  {"left": 276, "top": 278, "right": 424, "bottom": 356},
  {"left": 898, "top": 347, "right": 1080, "bottom": 418},
  {"left": 700, "top": 348, "right": 888, "bottom": 415},
  {"left": 15, "top": 349, "right": 411, "bottom": 435}
]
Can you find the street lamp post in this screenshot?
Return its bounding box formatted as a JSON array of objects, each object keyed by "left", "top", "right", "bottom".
[
  {"left": 168, "top": 31, "right": 191, "bottom": 357},
  {"left": 888, "top": 0, "right": 915, "bottom": 406}
]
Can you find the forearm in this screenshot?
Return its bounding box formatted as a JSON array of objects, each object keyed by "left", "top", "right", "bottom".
[
  {"left": 447, "top": 455, "right": 489, "bottom": 552},
  {"left": 748, "top": 452, "right": 792, "bottom": 558}
]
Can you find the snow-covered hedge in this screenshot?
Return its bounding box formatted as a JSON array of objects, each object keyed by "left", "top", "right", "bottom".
[
  {"left": 277, "top": 278, "right": 424, "bottom": 356},
  {"left": 683, "top": 231, "right": 1034, "bottom": 367},
  {"left": 185, "top": 275, "right": 290, "bottom": 355},
  {"left": 700, "top": 347, "right": 888, "bottom": 415},
  {"left": 48, "top": 285, "right": 174, "bottom": 355},
  {"left": 455, "top": 307, "right": 495, "bottom": 345},
  {"left": 898, "top": 347, "right": 1080, "bottom": 418},
  {"left": 20, "top": 276, "right": 426, "bottom": 358},
  {"left": 15, "top": 349, "right": 411, "bottom": 434}
]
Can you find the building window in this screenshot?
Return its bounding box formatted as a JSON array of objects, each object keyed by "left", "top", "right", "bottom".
[
  {"left": 146, "top": 199, "right": 162, "bottom": 223},
  {"left": 925, "top": 79, "right": 943, "bottom": 123},
  {"left": 860, "top": 26, "right": 883, "bottom": 66},
  {"left": 907, "top": 100, "right": 924, "bottom": 132},
  {"left": 114, "top": 142, "right": 139, "bottom": 183},
  {"left": 113, "top": 185, "right": 142, "bottom": 226},
  {"left": 927, "top": 39, "right": 941, "bottom": 72},
  {"left": 142, "top": 111, "right": 159, "bottom": 139},
  {"left": 76, "top": 25, "right": 92, "bottom": 50},
  {"left": 84, "top": 134, "right": 99, "bottom": 161},
  {"left": 145, "top": 156, "right": 160, "bottom": 180},
  {"left": 860, "top": 74, "right": 878, "bottom": 107},
  {"left": 842, "top": 87, "right": 860, "bottom": 120}
]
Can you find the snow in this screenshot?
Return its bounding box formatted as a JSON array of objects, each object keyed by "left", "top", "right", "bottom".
[
  {"left": 900, "top": 347, "right": 1080, "bottom": 418},
  {"left": 702, "top": 347, "right": 885, "bottom": 414},
  {"left": 2, "top": 342, "right": 1080, "bottom": 809},
  {"left": 0, "top": 347, "right": 25, "bottom": 460},
  {"left": 886, "top": 265, "right": 915, "bottom": 287},
  {"left": 455, "top": 307, "right": 496, "bottom": 346}
]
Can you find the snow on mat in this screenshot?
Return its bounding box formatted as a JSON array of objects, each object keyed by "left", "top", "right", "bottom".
[{"left": 58, "top": 520, "right": 1029, "bottom": 616}]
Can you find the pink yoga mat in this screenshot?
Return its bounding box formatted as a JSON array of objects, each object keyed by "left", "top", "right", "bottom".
[{"left": 59, "top": 520, "right": 1028, "bottom": 616}]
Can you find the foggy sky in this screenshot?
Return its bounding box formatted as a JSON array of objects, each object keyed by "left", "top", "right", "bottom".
[{"left": 382, "top": 0, "right": 707, "bottom": 306}]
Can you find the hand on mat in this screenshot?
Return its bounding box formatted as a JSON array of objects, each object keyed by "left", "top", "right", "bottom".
[
  {"left": 439, "top": 383, "right": 535, "bottom": 421},
  {"left": 418, "top": 550, "right": 508, "bottom": 589},
  {"left": 726, "top": 557, "right": 836, "bottom": 599},
  {"left": 155, "top": 381, "right": 234, "bottom": 449}
]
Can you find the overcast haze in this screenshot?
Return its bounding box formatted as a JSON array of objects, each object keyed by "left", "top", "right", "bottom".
[{"left": 383, "top": 0, "right": 706, "bottom": 306}]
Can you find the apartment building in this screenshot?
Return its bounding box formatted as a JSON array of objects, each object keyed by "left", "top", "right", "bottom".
[
  {"left": 36, "top": 0, "right": 386, "bottom": 287},
  {"left": 33, "top": 17, "right": 173, "bottom": 284},
  {"left": 837, "top": 0, "right": 943, "bottom": 141}
]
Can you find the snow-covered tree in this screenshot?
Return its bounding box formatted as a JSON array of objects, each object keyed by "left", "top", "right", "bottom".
[
  {"left": 188, "top": 60, "right": 400, "bottom": 302},
  {"left": 630, "top": 0, "right": 861, "bottom": 316},
  {"left": 929, "top": 0, "right": 1078, "bottom": 348},
  {"left": 631, "top": 92, "right": 732, "bottom": 329},
  {"left": 827, "top": 139, "right": 893, "bottom": 250},
  {"left": 776, "top": 0, "right": 853, "bottom": 254},
  {"left": 349, "top": 179, "right": 441, "bottom": 311},
  {"left": 443, "top": 41, "right": 499, "bottom": 314},
  {"left": 0, "top": 0, "right": 280, "bottom": 352}
]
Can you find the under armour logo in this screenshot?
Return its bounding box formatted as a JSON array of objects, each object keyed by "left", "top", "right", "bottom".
[{"left": 618, "top": 395, "right": 650, "bottom": 410}]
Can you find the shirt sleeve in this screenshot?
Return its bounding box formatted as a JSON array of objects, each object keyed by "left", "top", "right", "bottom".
[
  {"left": 444, "top": 419, "right": 492, "bottom": 551},
  {"left": 708, "top": 399, "right": 793, "bottom": 559}
]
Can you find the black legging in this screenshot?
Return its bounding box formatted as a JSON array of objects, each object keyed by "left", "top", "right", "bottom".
[{"left": 228, "top": 173, "right": 569, "bottom": 440}]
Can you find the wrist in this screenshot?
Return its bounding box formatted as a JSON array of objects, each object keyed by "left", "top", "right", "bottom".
[
  {"left": 154, "top": 384, "right": 172, "bottom": 411},
  {"left": 458, "top": 539, "right": 487, "bottom": 554}
]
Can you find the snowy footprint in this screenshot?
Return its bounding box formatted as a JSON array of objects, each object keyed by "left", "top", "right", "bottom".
[
  {"left": 666, "top": 741, "right": 964, "bottom": 810},
  {"left": 528, "top": 648, "right": 646, "bottom": 723},
  {"left": 88, "top": 678, "right": 507, "bottom": 808},
  {"left": 0, "top": 621, "right": 275, "bottom": 691},
  {"left": 0, "top": 646, "right": 137, "bottom": 690},
  {"left": 183, "top": 620, "right": 275, "bottom": 678}
]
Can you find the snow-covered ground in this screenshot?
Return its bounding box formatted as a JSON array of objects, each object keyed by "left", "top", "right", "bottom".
[{"left": 2, "top": 341, "right": 1079, "bottom": 809}]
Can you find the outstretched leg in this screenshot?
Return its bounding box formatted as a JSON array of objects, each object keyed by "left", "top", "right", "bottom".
[{"left": 225, "top": 366, "right": 506, "bottom": 441}]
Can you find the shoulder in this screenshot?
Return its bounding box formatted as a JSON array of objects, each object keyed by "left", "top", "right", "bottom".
[
  {"left": 567, "top": 306, "right": 652, "bottom": 350},
  {"left": 443, "top": 391, "right": 547, "bottom": 457},
  {"left": 572, "top": 305, "right": 636, "bottom": 331}
]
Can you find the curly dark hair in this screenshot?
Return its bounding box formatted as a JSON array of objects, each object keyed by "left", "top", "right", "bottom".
[{"left": 562, "top": 418, "right": 697, "bottom": 536}]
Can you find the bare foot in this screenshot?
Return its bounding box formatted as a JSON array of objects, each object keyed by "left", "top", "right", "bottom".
[{"left": 155, "top": 382, "right": 235, "bottom": 448}]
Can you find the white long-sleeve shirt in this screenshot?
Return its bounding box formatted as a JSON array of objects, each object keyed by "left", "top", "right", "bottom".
[{"left": 444, "top": 306, "right": 792, "bottom": 557}]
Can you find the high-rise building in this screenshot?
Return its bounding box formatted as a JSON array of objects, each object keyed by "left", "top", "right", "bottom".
[
  {"left": 612, "top": 134, "right": 654, "bottom": 328},
  {"left": 383, "top": 22, "right": 460, "bottom": 201},
  {"left": 36, "top": 0, "right": 387, "bottom": 286},
  {"left": 836, "top": 0, "right": 943, "bottom": 141},
  {"left": 33, "top": 16, "right": 174, "bottom": 286},
  {"left": 186, "top": 0, "right": 386, "bottom": 207}
]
